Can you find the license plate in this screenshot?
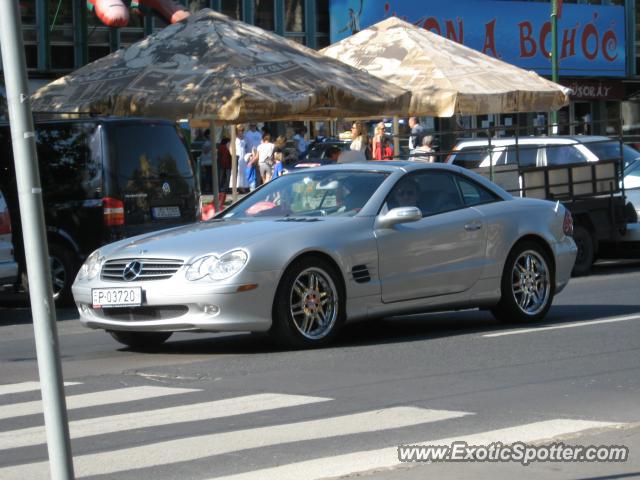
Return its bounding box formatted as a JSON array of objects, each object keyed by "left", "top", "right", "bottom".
[
  {"left": 92, "top": 287, "right": 142, "bottom": 308},
  {"left": 152, "top": 206, "right": 181, "bottom": 219}
]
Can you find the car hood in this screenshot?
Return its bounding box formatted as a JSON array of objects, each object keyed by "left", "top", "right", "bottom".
[{"left": 102, "top": 218, "right": 327, "bottom": 261}]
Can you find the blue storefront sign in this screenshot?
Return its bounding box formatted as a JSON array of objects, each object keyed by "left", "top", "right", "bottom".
[{"left": 329, "top": 0, "right": 626, "bottom": 77}]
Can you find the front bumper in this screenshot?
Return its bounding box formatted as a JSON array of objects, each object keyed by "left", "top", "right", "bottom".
[
  {"left": 554, "top": 236, "right": 577, "bottom": 294},
  {"left": 72, "top": 270, "right": 280, "bottom": 333}
]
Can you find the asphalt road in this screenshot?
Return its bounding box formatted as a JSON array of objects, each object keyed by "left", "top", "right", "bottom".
[{"left": 0, "top": 260, "right": 639, "bottom": 480}]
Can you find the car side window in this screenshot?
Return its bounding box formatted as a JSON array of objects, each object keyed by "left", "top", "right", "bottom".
[
  {"left": 36, "top": 123, "right": 102, "bottom": 201},
  {"left": 385, "top": 171, "right": 464, "bottom": 217},
  {"left": 507, "top": 144, "right": 539, "bottom": 167},
  {"left": 451, "top": 146, "right": 486, "bottom": 169},
  {"left": 545, "top": 144, "right": 586, "bottom": 165},
  {"left": 455, "top": 176, "right": 500, "bottom": 206}
]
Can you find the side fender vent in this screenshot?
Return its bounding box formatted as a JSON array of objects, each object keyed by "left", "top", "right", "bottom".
[{"left": 351, "top": 264, "right": 371, "bottom": 283}]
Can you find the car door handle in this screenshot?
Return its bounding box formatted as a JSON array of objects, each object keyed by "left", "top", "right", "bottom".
[{"left": 464, "top": 221, "right": 483, "bottom": 231}]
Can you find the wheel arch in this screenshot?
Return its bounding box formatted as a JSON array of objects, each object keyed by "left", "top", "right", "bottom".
[
  {"left": 271, "top": 250, "right": 347, "bottom": 317},
  {"left": 46, "top": 227, "right": 82, "bottom": 259}
]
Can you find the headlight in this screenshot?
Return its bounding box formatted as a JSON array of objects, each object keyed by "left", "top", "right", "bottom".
[
  {"left": 186, "top": 249, "right": 249, "bottom": 281},
  {"left": 77, "top": 250, "right": 103, "bottom": 281}
]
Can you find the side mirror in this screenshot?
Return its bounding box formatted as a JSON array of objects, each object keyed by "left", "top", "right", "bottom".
[{"left": 376, "top": 206, "right": 423, "bottom": 229}]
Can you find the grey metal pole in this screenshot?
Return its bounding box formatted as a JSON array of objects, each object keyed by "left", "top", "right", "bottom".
[
  {"left": 0, "top": 4, "right": 75, "bottom": 480},
  {"left": 550, "top": 0, "right": 559, "bottom": 132}
]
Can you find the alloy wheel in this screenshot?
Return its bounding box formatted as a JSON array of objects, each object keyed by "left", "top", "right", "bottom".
[
  {"left": 289, "top": 267, "right": 338, "bottom": 340},
  {"left": 511, "top": 249, "right": 551, "bottom": 316}
]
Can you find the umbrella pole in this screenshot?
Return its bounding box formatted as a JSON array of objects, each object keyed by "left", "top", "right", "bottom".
[
  {"left": 231, "top": 125, "right": 238, "bottom": 202},
  {"left": 393, "top": 116, "right": 400, "bottom": 159},
  {"left": 210, "top": 119, "right": 220, "bottom": 212}
]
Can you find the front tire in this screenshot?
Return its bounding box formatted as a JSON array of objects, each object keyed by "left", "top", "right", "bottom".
[
  {"left": 21, "top": 243, "right": 77, "bottom": 306},
  {"left": 108, "top": 331, "right": 172, "bottom": 350},
  {"left": 491, "top": 242, "right": 554, "bottom": 324},
  {"left": 271, "top": 257, "right": 345, "bottom": 349}
]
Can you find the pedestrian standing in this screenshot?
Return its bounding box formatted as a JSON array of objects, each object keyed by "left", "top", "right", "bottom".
[
  {"left": 245, "top": 150, "right": 258, "bottom": 191},
  {"left": 256, "top": 133, "right": 275, "bottom": 184},
  {"left": 410, "top": 135, "right": 435, "bottom": 162},
  {"left": 272, "top": 150, "right": 284, "bottom": 179},
  {"left": 293, "top": 126, "right": 308, "bottom": 158},
  {"left": 231, "top": 125, "right": 249, "bottom": 192},
  {"left": 350, "top": 121, "right": 369, "bottom": 158},
  {"left": 382, "top": 136, "right": 394, "bottom": 160},
  {"left": 371, "top": 122, "right": 386, "bottom": 160},
  {"left": 408, "top": 117, "right": 427, "bottom": 151},
  {"left": 244, "top": 123, "right": 262, "bottom": 153},
  {"left": 217, "top": 138, "right": 232, "bottom": 193},
  {"left": 199, "top": 129, "right": 212, "bottom": 193}
]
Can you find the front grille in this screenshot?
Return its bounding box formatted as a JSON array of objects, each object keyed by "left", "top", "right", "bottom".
[
  {"left": 101, "top": 258, "right": 183, "bottom": 282},
  {"left": 98, "top": 306, "right": 189, "bottom": 321}
]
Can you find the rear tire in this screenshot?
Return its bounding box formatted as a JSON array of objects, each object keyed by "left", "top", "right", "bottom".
[
  {"left": 571, "top": 226, "right": 594, "bottom": 277},
  {"left": 491, "top": 241, "right": 554, "bottom": 324},
  {"left": 108, "top": 331, "right": 172, "bottom": 350},
  {"left": 271, "top": 257, "right": 345, "bottom": 349}
]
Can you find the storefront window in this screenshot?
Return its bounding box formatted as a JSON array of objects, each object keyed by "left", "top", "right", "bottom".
[
  {"left": 18, "top": 1, "right": 37, "bottom": 69},
  {"left": 316, "top": 0, "right": 329, "bottom": 34},
  {"left": 255, "top": 0, "right": 274, "bottom": 30},
  {"left": 50, "top": 0, "right": 75, "bottom": 70},
  {"left": 87, "top": 1, "right": 111, "bottom": 62},
  {"left": 221, "top": 0, "right": 243, "bottom": 20},
  {"left": 285, "top": 0, "right": 304, "bottom": 32},
  {"left": 20, "top": 0, "right": 36, "bottom": 24}
]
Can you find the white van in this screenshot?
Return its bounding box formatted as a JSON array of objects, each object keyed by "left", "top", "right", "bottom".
[{"left": 445, "top": 135, "right": 640, "bottom": 169}]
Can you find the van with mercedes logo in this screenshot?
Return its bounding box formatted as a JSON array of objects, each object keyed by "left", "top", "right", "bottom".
[{"left": 0, "top": 117, "right": 199, "bottom": 304}]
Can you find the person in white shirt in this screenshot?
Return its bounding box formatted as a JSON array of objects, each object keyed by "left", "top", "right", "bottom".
[
  {"left": 349, "top": 121, "right": 369, "bottom": 156},
  {"left": 244, "top": 123, "right": 262, "bottom": 154},
  {"left": 256, "top": 133, "right": 275, "bottom": 183},
  {"left": 231, "top": 125, "right": 249, "bottom": 191}
]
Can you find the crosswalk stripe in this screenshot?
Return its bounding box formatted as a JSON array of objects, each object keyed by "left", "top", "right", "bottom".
[
  {"left": 0, "top": 382, "right": 81, "bottom": 397},
  {"left": 210, "top": 419, "right": 619, "bottom": 480},
  {"left": 0, "top": 393, "right": 332, "bottom": 450},
  {"left": 0, "top": 407, "right": 470, "bottom": 479},
  {"left": 0, "top": 386, "right": 198, "bottom": 421}
]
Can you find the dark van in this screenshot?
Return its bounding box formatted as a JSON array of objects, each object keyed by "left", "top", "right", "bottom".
[{"left": 0, "top": 117, "right": 199, "bottom": 304}]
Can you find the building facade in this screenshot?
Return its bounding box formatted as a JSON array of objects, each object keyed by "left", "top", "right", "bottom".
[
  {"left": 2, "top": 0, "right": 640, "bottom": 137},
  {"left": 0, "top": 0, "right": 330, "bottom": 114}
]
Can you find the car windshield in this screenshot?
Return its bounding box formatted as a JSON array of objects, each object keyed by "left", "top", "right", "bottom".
[
  {"left": 221, "top": 170, "right": 389, "bottom": 219},
  {"left": 582, "top": 140, "right": 640, "bottom": 169}
]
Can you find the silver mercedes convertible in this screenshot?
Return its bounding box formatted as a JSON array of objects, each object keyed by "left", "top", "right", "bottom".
[{"left": 72, "top": 162, "right": 577, "bottom": 349}]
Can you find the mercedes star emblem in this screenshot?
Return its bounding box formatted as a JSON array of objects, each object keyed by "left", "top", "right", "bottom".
[{"left": 122, "top": 260, "right": 143, "bottom": 281}]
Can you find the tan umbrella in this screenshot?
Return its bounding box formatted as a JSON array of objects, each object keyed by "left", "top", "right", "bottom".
[
  {"left": 321, "top": 16, "right": 570, "bottom": 118},
  {"left": 30, "top": 9, "right": 409, "bottom": 122}
]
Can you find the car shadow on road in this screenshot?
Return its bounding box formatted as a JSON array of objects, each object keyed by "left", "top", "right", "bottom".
[{"left": 137, "top": 303, "right": 640, "bottom": 355}]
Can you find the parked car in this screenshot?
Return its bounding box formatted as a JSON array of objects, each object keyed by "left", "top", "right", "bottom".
[
  {"left": 446, "top": 136, "right": 640, "bottom": 169},
  {"left": 447, "top": 136, "right": 640, "bottom": 275},
  {"left": 0, "top": 189, "right": 18, "bottom": 290},
  {"left": 73, "top": 162, "right": 576, "bottom": 350},
  {"left": 0, "top": 117, "right": 199, "bottom": 304},
  {"left": 283, "top": 141, "right": 351, "bottom": 174}
]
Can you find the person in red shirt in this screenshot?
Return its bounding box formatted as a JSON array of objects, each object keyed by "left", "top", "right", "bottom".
[{"left": 217, "top": 138, "right": 232, "bottom": 193}]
